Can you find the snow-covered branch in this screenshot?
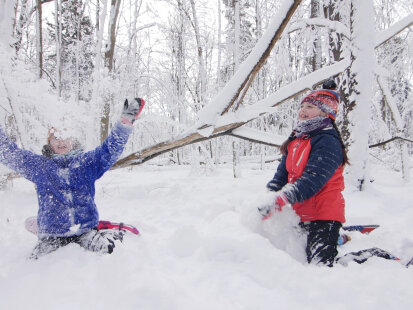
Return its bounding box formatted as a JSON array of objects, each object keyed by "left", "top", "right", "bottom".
[
  {"left": 375, "top": 14, "right": 413, "bottom": 48},
  {"left": 376, "top": 74, "right": 404, "bottom": 131},
  {"left": 230, "top": 127, "right": 286, "bottom": 147},
  {"left": 197, "top": 0, "right": 303, "bottom": 125},
  {"left": 214, "top": 59, "right": 350, "bottom": 129},
  {"left": 369, "top": 136, "right": 413, "bottom": 148},
  {"left": 288, "top": 18, "right": 350, "bottom": 39},
  {"left": 112, "top": 59, "right": 349, "bottom": 169}
]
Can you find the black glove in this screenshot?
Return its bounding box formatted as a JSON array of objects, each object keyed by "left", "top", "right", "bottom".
[{"left": 121, "top": 98, "right": 145, "bottom": 125}]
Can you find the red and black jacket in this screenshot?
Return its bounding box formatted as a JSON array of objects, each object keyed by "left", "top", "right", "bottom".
[{"left": 267, "top": 127, "right": 345, "bottom": 223}]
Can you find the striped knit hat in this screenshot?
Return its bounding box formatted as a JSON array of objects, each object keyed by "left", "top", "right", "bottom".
[{"left": 301, "top": 81, "right": 340, "bottom": 120}]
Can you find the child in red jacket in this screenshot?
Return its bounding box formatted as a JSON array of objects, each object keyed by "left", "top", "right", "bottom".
[{"left": 260, "top": 80, "right": 349, "bottom": 267}]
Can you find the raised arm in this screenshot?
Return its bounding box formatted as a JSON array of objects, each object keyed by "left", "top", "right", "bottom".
[{"left": 87, "top": 98, "right": 145, "bottom": 179}]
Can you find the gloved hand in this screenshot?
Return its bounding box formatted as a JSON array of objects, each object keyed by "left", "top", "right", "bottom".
[
  {"left": 121, "top": 97, "right": 145, "bottom": 125},
  {"left": 258, "top": 193, "right": 289, "bottom": 220}
]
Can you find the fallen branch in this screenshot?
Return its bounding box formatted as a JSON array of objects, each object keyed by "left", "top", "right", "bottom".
[
  {"left": 197, "top": 0, "right": 303, "bottom": 123},
  {"left": 375, "top": 14, "right": 413, "bottom": 48},
  {"left": 112, "top": 60, "right": 349, "bottom": 169},
  {"left": 369, "top": 136, "right": 413, "bottom": 148}
]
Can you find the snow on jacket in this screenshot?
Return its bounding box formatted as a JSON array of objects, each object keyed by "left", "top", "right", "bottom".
[
  {"left": 0, "top": 122, "right": 132, "bottom": 238},
  {"left": 267, "top": 127, "right": 345, "bottom": 223}
]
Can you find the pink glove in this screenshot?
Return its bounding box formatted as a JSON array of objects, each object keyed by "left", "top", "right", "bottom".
[{"left": 258, "top": 193, "right": 289, "bottom": 220}]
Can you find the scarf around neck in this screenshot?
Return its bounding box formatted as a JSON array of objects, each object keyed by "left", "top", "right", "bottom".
[{"left": 294, "top": 116, "right": 332, "bottom": 138}]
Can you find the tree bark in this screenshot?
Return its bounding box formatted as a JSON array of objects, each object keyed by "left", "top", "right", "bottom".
[
  {"left": 189, "top": 0, "right": 207, "bottom": 104},
  {"left": 310, "top": 0, "right": 322, "bottom": 71},
  {"left": 55, "top": 0, "right": 62, "bottom": 96},
  {"left": 36, "top": 0, "right": 43, "bottom": 79},
  {"left": 101, "top": 0, "right": 121, "bottom": 143},
  {"left": 104, "top": 0, "right": 121, "bottom": 71}
]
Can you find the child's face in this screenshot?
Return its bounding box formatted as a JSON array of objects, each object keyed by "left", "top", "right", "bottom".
[
  {"left": 298, "top": 102, "right": 327, "bottom": 121},
  {"left": 49, "top": 135, "right": 73, "bottom": 155}
]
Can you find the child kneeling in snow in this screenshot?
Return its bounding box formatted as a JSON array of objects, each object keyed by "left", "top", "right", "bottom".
[
  {"left": 260, "top": 81, "right": 349, "bottom": 267},
  {"left": 0, "top": 98, "right": 145, "bottom": 259}
]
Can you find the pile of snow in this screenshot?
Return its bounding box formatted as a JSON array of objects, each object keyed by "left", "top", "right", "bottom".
[{"left": 0, "top": 163, "right": 412, "bottom": 309}]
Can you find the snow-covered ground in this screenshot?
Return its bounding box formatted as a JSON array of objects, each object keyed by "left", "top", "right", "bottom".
[{"left": 1, "top": 162, "right": 412, "bottom": 310}]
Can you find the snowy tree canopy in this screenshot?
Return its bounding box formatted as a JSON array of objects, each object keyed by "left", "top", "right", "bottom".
[{"left": 0, "top": 0, "right": 412, "bottom": 187}]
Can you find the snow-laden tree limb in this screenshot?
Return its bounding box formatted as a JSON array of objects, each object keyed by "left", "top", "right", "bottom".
[
  {"left": 376, "top": 72, "right": 409, "bottom": 181},
  {"left": 369, "top": 136, "right": 413, "bottom": 148},
  {"left": 288, "top": 18, "right": 350, "bottom": 40},
  {"left": 214, "top": 59, "right": 350, "bottom": 129},
  {"left": 112, "top": 60, "right": 349, "bottom": 169},
  {"left": 229, "top": 127, "right": 286, "bottom": 147},
  {"left": 377, "top": 74, "right": 404, "bottom": 131},
  {"left": 197, "top": 0, "right": 303, "bottom": 125},
  {"left": 375, "top": 14, "right": 413, "bottom": 48}
]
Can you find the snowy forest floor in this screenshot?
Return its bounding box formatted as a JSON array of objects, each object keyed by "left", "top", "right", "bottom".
[{"left": 1, "top": 161, "right": 413, "bottom": 310}]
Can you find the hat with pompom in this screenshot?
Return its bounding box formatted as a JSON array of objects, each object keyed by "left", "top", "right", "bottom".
[{"left": 301, "top": 80, "right": 340, "bottom": 120}]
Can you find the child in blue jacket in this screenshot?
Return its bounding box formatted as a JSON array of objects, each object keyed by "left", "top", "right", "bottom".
[{"left": 0, "top": 98, "right": 145, "bottom": 259}]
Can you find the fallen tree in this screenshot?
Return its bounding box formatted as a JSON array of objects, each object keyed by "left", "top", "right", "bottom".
[{"left": 111, "top": 2, "right": 413, "bottom": 173}]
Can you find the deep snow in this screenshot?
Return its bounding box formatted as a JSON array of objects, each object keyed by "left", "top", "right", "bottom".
[{"left": 0, "top": 161, "right": 413, "bottom": 310}]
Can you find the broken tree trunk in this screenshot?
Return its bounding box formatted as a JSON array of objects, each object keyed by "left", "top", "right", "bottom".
[
  {"left": 112, "top": 0, "right": 303, "bottom": 169},
  {"left": 112, "top": 59, "right": 349, "bottom": 169}
]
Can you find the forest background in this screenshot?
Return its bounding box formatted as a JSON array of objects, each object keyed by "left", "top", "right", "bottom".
[{"left": 0, "top": 0, "right": 412, "bottom": 190}]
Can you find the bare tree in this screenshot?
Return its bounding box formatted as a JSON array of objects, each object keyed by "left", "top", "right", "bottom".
[
  {"left": 100, "top": 0, "right": 121, "bottom": 143},
  {"left": 189, "top": 0, "right": 207, "bottom": 104},
  {"left": 35, "top": 0, "right": 43, "bottom": 78},
  {"left": 55, "top": 0, "right": 62, "bottom": 96}
]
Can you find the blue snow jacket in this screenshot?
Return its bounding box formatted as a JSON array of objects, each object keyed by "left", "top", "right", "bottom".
[{"left": 0, "top": 122, "right": 132, "bottom": 238}]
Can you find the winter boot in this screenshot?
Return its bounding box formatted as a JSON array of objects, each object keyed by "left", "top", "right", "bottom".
[{"left": 76, "top": 228, "right": 125, "bottom": 254}]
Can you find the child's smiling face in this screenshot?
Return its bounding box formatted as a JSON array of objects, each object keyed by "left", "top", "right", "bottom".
[
  {"left": 49, "top": 134, "right": 73, "bottom": 155},
  {"left": 298, "top": 102, "right": 327, "bottom": 121}
]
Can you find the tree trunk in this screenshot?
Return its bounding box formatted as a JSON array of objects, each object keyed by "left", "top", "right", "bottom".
[
  {"left": 346, "top": 1, "right": 375, "bottom": 190},
  {"left": 310, "top": 0, "right": 322, "bottom": 71},
  {"left": 216, "top": 0, "right": 222, "bottom": 86},
  {"left": 104, "top": 0, "right": 121, "bottom": 71},
  {"left": 55, "top": 0, "right": 62, "bottom": 96},
  {"left": 324, "top": 0, "right": 346, "bottom": 135},
  {"left": 189, "top": 0, "right": 207, "bottom": 104},
  {"left": 13, "top": 0, "right": 28, "bottom": 53},
  {"left": 100, "top": 97, "right": 111, "bottom": 144},
  {"left": 234, "top": 0, "right": 240, "bottom": 72},
  {"left": 101, "top": 0, "right": 121, "bottom": 143},
  {"left": 35, "top": 0, "right": 43, "bottom": 79}
]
